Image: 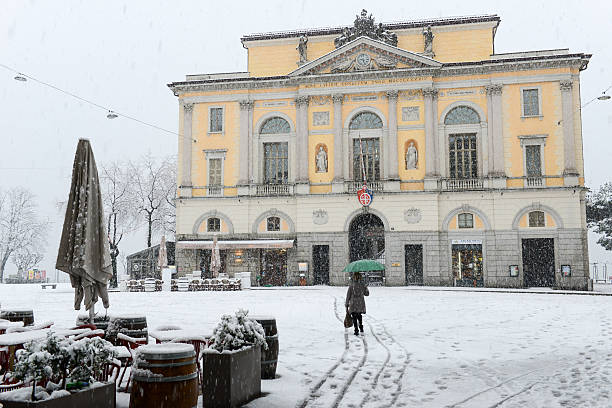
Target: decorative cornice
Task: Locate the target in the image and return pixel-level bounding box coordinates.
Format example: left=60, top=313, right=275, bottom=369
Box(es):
left=386, top=90, right=399, bottom=100
left=239, top=100, right=254, bottom=110
left=182, top=103, right=194, bottom=113
left=559, top=80, right=573, bottom=91
left=422, top=87, right=438, bottom=98
left=295, top=96, right=310, bottom=107
left=485, top=84, right=503, bottom=95
left=332, top=94, right=345, bottom=104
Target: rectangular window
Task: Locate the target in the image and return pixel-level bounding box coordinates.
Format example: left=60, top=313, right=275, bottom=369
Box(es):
left=458, top=213, right=474, bottom=229
left=352, top=138, right=380, bottom=182
left=209, top=107, right=224, bottom=132
left=267, top=217, right=280, bottom=231
left=207, top=218, right=220, bottom=232
left=208, top=158, right=222, bottom=186
left=449, top=134, right=477, bottom=179
left=525, top=145, right=542, bottom=177
left=528, top=211, right=545, bottom=227
left=522, top=89, right=540, bottom=116
left=264, top=142, right=289, bottom=184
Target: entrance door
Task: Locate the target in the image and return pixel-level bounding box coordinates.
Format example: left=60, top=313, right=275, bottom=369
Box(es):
left=452, top=244, right=484, bottom=287
left=260, top=249, right=288, bottom=286
left=405, top=245, right=423, bottom=285
left=349, top=213, right=385, bottom=262
left=522, top=238, right=555, bottom=287
left=312, top=245, right=330, bottom=285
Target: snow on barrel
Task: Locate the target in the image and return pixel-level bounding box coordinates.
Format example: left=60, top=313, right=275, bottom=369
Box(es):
left=129, top=343, right=198, bottom=408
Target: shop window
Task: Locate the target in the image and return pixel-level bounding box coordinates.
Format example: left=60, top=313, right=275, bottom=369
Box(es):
left=263, top=142, right=289, bottom=184
left=449, top=134, right=478, bottom=179
left=528, top=211, right=545, bottom=227
left=207, top=217, right=220, bottom=232
left=458, top=213, right=474, bottom=229
left=209, top=107, right=224, bottom=133
left=267, top=216, right=280, bottom=231
left=352, top=138, right=380, bottom=181
left=522, top=88, right=540, bottom=117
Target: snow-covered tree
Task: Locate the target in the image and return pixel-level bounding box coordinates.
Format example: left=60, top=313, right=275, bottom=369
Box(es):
left=12, top=339, right=53, bottom=401
left=12, top=246, right=45, bottom=277
left=587, top=182, right=612, bottom=251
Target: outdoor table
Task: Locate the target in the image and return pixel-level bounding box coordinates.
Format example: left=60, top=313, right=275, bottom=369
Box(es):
left=0, top=320, right=23, bottom=335
left=149, top=329, right=211, bottom=344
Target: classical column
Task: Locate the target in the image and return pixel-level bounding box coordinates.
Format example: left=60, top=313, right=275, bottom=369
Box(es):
left=560, top=80, right=578, bottom=181
left=238, top=100, right=253, bottom=191
left=332, top=94, right=344, bottom=190
left=295, top=96, right=310, bottom=190
left=180, top=102, right=193, bottom=197
left=423, top=88, right=439, bottom=179
left=486, top=84, right=505, bottom=179
left=386, top=91, right=399, bottom=180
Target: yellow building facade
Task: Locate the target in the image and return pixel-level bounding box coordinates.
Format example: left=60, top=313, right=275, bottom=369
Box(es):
left=169, top=12, right=591, bottom=289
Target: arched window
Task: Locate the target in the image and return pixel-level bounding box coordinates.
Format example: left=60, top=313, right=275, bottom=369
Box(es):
left=444, top=106, right=480, bottom=125
left=260, top=117, right=291, bottom=134
left=349, top=112, right=383, bottom=129
left=267, top=216, right=280, bottom=231
left=528, top=211, right=545, bottom=227
left=207, top=217, right=220, bottom=232
left=458, top=213, right=474, bottom=229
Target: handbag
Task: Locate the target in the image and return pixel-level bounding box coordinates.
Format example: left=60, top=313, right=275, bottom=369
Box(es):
left=343, top=309, right=353, bottom=328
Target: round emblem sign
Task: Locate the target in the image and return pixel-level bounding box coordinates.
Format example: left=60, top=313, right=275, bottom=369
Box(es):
left=357, top=186, right=373, bottom=206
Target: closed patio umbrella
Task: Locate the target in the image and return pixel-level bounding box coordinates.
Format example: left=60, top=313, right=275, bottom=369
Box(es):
left=210, top=236, right=221, bottom=278
left=56, top=139, right=112, bottom=320
left=158, top=235, right=168, bottom=271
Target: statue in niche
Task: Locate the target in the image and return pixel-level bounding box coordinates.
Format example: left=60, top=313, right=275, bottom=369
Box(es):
left=297, top=35, right=308, bottom=65
left=316, top=146, right=328, bottom=173
left=406, top=142, right=418, bottom=169
left=423, top=25, right=434, bottom=55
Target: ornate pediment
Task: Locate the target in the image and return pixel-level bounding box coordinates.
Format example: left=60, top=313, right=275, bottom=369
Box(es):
left=334, top=9, right=397, bottom=48
left=289, top=36, right=442, bottom=77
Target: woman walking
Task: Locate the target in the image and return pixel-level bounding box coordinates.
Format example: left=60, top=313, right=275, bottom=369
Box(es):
left=345, top=272, right=369, bottom=336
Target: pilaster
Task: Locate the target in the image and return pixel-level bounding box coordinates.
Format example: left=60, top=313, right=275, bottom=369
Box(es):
left=386, top=90, right=399, bottom=180
left=332, top=94, right=344, bottom=191
left=180, top=103, right=194, bottom=197
left=238, top=100, right=254, bottom=186
left=560, top=80, right=579, bottom=185
left=423, top=88, right=439, bottom=189
left=486, top=84, right=506, bottom=180
left=295, top=96, right=310, bottom=184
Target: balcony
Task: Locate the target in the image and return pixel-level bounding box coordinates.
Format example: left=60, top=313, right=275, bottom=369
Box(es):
left=207, top=185, right=223, bottom=196
left=345, top=180, right=384, bottom=193
left=440, top=178, right=484, bottom=191
left=255, top=183, right=293, bottom=196
left=525, top=177, right=544, bottom=187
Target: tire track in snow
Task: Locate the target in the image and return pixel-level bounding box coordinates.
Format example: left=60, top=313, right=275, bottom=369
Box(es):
left=296, top=296, right=367, bottom=408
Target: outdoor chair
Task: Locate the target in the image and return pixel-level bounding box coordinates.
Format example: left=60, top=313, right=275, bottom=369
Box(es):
left=221, top=278, right=232, bottom=291
left=138, top=280, right=146, bottom=292
left=116, top=333, right=147, bottom=392
left=188, top=279, right=200, bottom=291
left=72, top=329, right=105, bottom=340
left=155, top=279, right=163, bottom=291
left=171, top=279, right=178, bottom=291
left=210, top=279, right=221, bottom=291
left=202, top=279, right=211, bottom=291
left=231, top=278, right=242, bottom=291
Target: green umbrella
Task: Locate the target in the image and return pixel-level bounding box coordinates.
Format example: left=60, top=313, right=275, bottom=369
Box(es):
left=342, top=259, right=385, bottom=273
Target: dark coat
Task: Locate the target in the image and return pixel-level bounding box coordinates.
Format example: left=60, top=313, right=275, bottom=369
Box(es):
left=345, top=279, right=369, bottom=314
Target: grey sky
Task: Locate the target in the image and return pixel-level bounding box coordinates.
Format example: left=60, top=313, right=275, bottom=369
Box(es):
left=1, top=0, right=611, bottom=277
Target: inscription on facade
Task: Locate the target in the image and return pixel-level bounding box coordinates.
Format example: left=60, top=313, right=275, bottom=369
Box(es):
left=402, top=106, right=420, bottom=121
left=352, top=95, right=378, bottom=102
left=302, top=77, right=429, bottom=89
left=312, top=209, right=329, bottom=225
left=313, top=111, right=330, bottom=126
left=260, top=101, right=288, bottom=107
left=404, top=208, right=422, bottom=224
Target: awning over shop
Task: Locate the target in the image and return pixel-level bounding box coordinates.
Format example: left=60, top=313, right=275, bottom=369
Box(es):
left=176, top=240, right=294, bottom=250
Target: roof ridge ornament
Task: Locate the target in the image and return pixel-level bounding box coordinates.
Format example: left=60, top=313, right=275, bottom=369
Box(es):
left=334, top=9, right=398, bottom=48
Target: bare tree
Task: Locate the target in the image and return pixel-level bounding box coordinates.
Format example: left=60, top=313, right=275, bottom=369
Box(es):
left=0, top=188, right=49, bottom=282
left=12, top=247, right=45, bottom=278
left=101, top=161, right=138, bottom=287
left=159, top=155, right=177, bottom=239
left=129, top=154, right=176, bottom=248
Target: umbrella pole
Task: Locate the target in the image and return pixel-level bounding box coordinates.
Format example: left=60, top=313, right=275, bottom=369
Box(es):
left=89, top=303, right=95, bottom=324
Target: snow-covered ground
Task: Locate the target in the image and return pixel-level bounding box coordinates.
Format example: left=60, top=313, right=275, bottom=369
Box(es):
left=1, top=283, right=612, bottom=407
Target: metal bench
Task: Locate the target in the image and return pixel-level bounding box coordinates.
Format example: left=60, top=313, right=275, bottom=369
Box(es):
left=41, top=283, right=57, bottom=289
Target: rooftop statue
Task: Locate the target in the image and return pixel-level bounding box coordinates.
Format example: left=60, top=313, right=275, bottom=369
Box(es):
left=334, top=9, right=398, bottom=48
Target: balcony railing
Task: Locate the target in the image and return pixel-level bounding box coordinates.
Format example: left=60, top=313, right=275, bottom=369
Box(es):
left=345, top=180, right=384, bottom=193
left=255, top=183, right=293, bottom=196
left=440, top=178, right=484, bottom=191
left=525, top=177, right=544, bottom=187
left=207, top=185, right=223, bottom=196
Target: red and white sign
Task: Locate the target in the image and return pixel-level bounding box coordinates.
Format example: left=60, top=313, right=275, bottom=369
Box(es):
left=357, top=185, right=373, bottom=206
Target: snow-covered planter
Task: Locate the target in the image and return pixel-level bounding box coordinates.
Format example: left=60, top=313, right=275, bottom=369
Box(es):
left=201, top=309, right=266, bottom=407
left=0, top=382, right=115, bottom=408
left=0, top=333, right=116, bottom=407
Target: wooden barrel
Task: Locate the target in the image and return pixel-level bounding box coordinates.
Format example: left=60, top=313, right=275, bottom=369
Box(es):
left=108, top=315, right=148, bottom=345
left=251, top=315, right=278, bottom=379
left=0, top=309, right=34, bottom=326
left=130, top=343, right=198, bottom=408
left=75, top=314, right=110, bottom=332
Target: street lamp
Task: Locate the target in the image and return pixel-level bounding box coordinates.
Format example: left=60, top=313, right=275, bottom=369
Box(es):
left=106, top=110, right=118, bottom=119
left=13, top=73, right=27, bottom=82
left=597, top=93, right=611, bottom=101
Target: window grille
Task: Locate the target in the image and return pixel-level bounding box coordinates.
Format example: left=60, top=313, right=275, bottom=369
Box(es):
left=528, top=211, right=545, bottom=227
left=207, top=217, right=220, bottom=232
left=210, top=108, right=224, bottom=132
left=449, top=133, right=478, bottom=179
left=352, top=138, right=380, bottom=182
left=522, top=89, right=540, bottom=116
left=458, top=213, right=474, bottom=229
left=264, top=142, right=289, bottom=184
left=267, top=216, right=280, bottom=231
left=525, top=145, right=542, bottom=177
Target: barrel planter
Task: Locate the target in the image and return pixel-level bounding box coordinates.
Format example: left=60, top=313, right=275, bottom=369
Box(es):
left=75, top=314, right=110, bottom=332
left=0, top=382, right=115, bottom=408
left=201, top=345, right=261, bottom=408
left=0, top=310, right=34, bottom=327
left=106, top=315, right=148, bottom=345
left=129, top=343, right=198, bottom=408
left=251, top=316, right=278, bottom=379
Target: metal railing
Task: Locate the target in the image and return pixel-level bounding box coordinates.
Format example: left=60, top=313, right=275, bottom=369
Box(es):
left=345, top=180, right=384, bottom=193
left=525, top=177, right=544, bottom=187
left=440, top=178, right=484, bottom=191
left=207, top=186, right=223, bottom=196
left=255, top=183, right=293, bottom=196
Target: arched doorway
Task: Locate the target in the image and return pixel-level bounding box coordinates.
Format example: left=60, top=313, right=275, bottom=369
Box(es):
left=349, top=213, right=385, bottom=262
